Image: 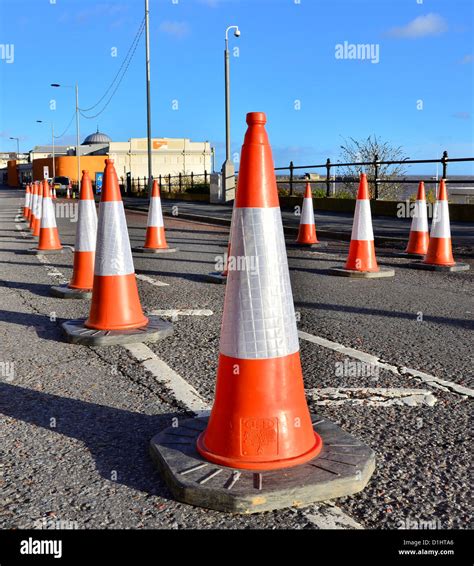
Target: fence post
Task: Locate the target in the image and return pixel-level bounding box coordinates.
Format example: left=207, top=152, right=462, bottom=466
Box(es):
left=442, top=150, right=448, bottom=179
left=179, top=172, right=182, bottom=192
left=289, top=161, right=294, bottom=196
left=204, top=169, right=208, bottom=185
left=326, top=158, right=331, bottom=197
left=159, top=174, right=162, bottom=188
left=168, top=174, right=171, bottom=193
left=373, top=153, right=379, bottom=200
left=191, top=171, right=194, bottom=190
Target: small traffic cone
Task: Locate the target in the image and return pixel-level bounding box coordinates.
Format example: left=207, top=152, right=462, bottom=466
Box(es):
left=206, top=232, right=232, bottom=284
left=66, top=186, right=71, bottom=199
left=404, top=182, right=429, bottom=257
left=133, top=180, right=177, bottom=254
left=28, top=180, right=63, bottom=254
left=328, top=174, right=394, bottom=278
left=61, top=159, right=173, bottom=345
left=28, top=184, right=35, bottom=230
left=50, top=170, right=98, bottom=299
left=23, top=184, right=30, bottom=219
left=32, top=182, right=43, bottom=237
left=52, top=186, right=57, bottom=200
left=149, top=112, right=376, bottom=514
left=293, top=182, right=327, bottom=248
left=413, top=180, right=469, bottom=272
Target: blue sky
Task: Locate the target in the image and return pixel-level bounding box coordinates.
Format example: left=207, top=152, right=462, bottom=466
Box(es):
left=0, top=0, right=472, bottom=174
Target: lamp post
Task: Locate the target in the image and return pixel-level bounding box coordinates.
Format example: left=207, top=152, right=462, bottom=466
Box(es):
left=51, top=83, right=80, bottom=190
left=222, top=25, right=240, bottom=200
left=36, top=120, right=55, bottom=179
left=145, top=0, right=153, bottom=196
left=9, top=136, right=20, bottom=156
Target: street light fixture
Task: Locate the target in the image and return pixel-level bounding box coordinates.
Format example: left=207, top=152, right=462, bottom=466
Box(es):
left=51, top=82, right=80, bottom=190
left=36, top=120, right=56, bottom=179
left=222, top=25, right=240, bottom=199
left=9, top=136, right=20, bottom=156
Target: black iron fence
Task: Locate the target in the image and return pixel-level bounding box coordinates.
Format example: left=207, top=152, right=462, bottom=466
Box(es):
left=119, top=171, right=210, bottom=196
left=275, top=151, right=474, bottom=199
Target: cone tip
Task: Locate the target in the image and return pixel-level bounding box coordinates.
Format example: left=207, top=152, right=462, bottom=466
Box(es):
left=105, top=158, right=114, bottom=166
left=246, top=112, right=266, bottom=125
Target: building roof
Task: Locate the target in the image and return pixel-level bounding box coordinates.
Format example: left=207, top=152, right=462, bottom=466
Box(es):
left=30, top=145, right=70, bottom=154
left=82, top=128, right=111, bottom=145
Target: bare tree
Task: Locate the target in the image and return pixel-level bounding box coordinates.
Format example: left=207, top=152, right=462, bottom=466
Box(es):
left=339, top=135, right=408, bottom=199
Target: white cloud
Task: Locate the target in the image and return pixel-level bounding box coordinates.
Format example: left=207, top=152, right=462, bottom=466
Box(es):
left=159, top=21, right=190, bottom=39
left=459, top=54, right=473, bottom=64
left=387, top=13, right=448, bottom=39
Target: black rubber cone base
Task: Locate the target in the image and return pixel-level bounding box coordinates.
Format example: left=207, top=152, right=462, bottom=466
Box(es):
left=328, top=266, right=395, bottom=278
left=205, top=272, right=227, bottom=284
left=50, top=285, right=92, bottom=299
left=149, top=415, right=375, bottom=514
left=133, top=246, right=178, bottom=254
left=62, top=315, right=173, bottom=346
left=411, top=262, right=469, bottom=272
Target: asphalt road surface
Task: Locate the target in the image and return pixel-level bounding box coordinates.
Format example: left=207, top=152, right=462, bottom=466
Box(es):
left=0, top=188, right=472, bottom=530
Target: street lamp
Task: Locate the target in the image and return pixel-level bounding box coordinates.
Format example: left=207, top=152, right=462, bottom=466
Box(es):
left=9, top=136, right=20, bottom=156
left=222, top=25, right=240, bottom=199
left=36, top=120, right=55, bottom=179
left=51, top=83, right=80, bottom=190
left=145, top=0, right=153, bottom=195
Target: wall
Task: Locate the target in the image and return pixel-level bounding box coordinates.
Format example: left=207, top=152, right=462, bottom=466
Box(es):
left=7, top=160, right=19, bottom=187
left=32, top=156, right=109, bottom=183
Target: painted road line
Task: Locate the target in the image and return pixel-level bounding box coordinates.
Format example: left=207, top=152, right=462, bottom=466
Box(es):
left=307, top=388, right=437, bottom=407
left=301, top=502, right=364, bottom=529
left=298, top=330, right=474, bottom=399
left=148, top=309, right=213, bottom=318
left=123, top=342, right=209, bottom=412
left=136, top=273, right=169, bottom=287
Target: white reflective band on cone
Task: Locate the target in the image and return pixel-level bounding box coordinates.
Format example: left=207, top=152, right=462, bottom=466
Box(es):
left=430, top=201, right=451, bottom=239
left=219, top=207, right=299, bottom=359
left=147, top=196, right=164, bottom=228
left=300, top=197, right=315, bottom=225
left=75, top=200, right=98, bottom=252
left=36, top=196, right=43, bottom=220
left=411, top=200, right=428, bottom=232
left=351, top=200, right=374, bottom=241
left=95, top=201, right=135, bottom=276
left=25, top=192, right=31, bottom=208
left=40, top=198, right=57, bottom=229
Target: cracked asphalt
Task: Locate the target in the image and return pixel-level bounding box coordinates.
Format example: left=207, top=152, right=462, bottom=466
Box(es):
left=0, top=187, right=472, bottom=531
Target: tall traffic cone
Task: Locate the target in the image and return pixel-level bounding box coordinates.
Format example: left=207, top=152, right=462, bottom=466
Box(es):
left=403, top=182, right=429, bottom=257
left=133, top=180, right=177, bottom=254
left=197, top=112, right=322, bottom=470
left=328, top=174, right=394, bottom=278
left=28, top=180, right=63, bottom=254
left=62, top=159, right=173, bottom=345
left=32, top=182, right=43, bottom=237
left=50, top=170, right=98, bottom=298
left=28, top=183, right=36, bottom=230
left=23, top=184, right=31, bottom=220
left=412, top=180, right=469, bottom=272
left=293, top=182, right=327, bottom=248
left=149, top=112, right=376, bottom=514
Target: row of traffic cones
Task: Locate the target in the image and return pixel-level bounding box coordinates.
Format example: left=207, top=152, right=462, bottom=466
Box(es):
left=23, top=180, right=62, bottom=252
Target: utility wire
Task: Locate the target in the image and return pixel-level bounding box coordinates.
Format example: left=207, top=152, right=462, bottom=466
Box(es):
left=79, top=18, right=145, bottom=120
left=53, top=111, right=76, bottom=140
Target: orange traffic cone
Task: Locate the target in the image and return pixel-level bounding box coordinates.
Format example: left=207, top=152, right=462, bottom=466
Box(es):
left=50, top=170, right=98, bottom=298
left=404, top=182, right=429, bottom=257
left=66, top=186, right=71, bottom=199
left=206, top=230, right=232, bottom=284
left=197, top=112, right=322, bottom=470
left=413, top=180, right=469, bottom=272
left=133, top=180, right=177, bottom=253
left=29, top=183, right=37, bottom=231
left=29, top=180, right=63, bottom=254
left=294, top=181, right=327, bottom=248
left=62, top=159, right=173, bottom=345
left=52, top=185, right=57, bottom=200
left=32, top=182, right=43, bottom=237
left=23, top=184, right=31, bottom=219
left=328, top=174, right=394, bottom=278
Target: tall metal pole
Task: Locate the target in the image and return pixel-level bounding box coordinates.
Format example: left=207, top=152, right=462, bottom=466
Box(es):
left=75, top=83, right=80, bottom=190
left=224, top=37, right=231, bottom=163
left=145, top=0, right=153, bottom=195
left=52, top=123, right=56, bottom=179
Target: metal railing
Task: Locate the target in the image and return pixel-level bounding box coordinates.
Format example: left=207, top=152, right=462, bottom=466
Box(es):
left=275, top=151, right=474, bottom=199
left=119, top=171, right=210, bottom=196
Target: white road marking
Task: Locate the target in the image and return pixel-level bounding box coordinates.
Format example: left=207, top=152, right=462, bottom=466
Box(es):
left=37, top=254, right=68, bottom=283
left=307, top=387, right=437, bottom=407
left=136, top=273, right=169, bottom=287
left=149, top=309, right=213, bottom=318
left=298, top=330, right=473, bottom=398
left=301, top=502, right=364, bottom=529
left=123, top=342, right=209, bottom=412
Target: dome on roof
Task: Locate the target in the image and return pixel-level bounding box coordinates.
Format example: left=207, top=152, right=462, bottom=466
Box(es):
left=82, top=128, right=111, bottom=145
